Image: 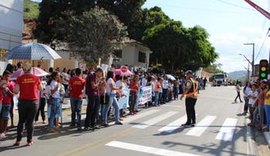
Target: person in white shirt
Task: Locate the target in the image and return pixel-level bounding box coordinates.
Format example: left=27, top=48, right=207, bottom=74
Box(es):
left=247, top=83, right=258, bottom=126
left=161, top=76, right=169, bottom=104
left=243, top=82, right=251, bottom=115
left=234, top=81, right=243, bottom=103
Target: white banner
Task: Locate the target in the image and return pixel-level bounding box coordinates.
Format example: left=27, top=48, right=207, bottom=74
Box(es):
left=138, top=86, right=152, bottom=105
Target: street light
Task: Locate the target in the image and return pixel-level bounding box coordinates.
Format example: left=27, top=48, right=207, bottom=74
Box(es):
left=239, top=53, right=251, bottom=80
left=243, top=43, right=255, bottom=76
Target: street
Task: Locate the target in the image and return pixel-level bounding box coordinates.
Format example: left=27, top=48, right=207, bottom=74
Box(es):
left=0, top=86, right=269, bottom=156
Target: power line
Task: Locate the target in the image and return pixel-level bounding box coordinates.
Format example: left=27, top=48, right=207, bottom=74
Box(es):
left=214, top=0, right=255, bottom=11
left=255, top=28, right=270, bottom=60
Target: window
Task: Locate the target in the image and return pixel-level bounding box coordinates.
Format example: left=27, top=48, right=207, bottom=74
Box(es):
left=113, top=49, right=122, bottom=58
left=138, top=51, right=146, bottom=63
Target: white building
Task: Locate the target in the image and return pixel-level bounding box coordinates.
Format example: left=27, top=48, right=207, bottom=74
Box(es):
left=0, top=0, right=23, bottom=74
left=113, top=39, right=152, bottom=70
left=0, top=0, right=23, bottom=50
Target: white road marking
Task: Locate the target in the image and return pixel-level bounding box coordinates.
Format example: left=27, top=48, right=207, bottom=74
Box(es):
left=215, top=118, right=238, bottom=141
left=158, top=115, right=186, bottom=133
left=106, top=141, right=202, bottom=156
left=132, top=111, right=177, bottom=129
left=186, top=115, right=216, bottom=137
left=123, top=109, right=160, bottom=123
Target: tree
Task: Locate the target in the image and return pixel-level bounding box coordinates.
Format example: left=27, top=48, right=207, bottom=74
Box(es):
left=35, top=0, right=146, bottom=43
left=143, top=21, right=218, bottom=71
left=24, top=0, right=40, bottom=20
left=204, top=63, right=223, bottom=74
left=54, top=7, right=127, bottom=64
left=35, top=0, right=96, bottom=43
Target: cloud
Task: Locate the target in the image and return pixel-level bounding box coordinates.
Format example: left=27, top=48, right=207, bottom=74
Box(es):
left=210, top=26, right=270, bottom=72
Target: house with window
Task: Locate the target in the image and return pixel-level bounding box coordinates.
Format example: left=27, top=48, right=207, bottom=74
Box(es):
left=113, top=39, right=152, bottom=70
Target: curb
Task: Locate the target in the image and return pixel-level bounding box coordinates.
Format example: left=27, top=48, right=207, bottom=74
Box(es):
left=264, top=132, right=270, bottom=148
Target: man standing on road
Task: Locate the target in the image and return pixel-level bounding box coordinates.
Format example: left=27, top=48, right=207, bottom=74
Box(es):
left=69, top=68, right=85, bottom=131
left=180, top=70, right=198, bottom=127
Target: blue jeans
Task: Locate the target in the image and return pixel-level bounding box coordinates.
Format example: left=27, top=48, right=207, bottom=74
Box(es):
left=70, top=98, right=82, bottom=127
left=102, top=94, right=120, bottom=124
left=154, top=92, right=160, bottom=105
left=265, top=105, right=270, bottom=128
left=49, top=97, right=61, bottom=128
left=0, top=104, right=2, bottom=114
left=0, top=104, right=11, bottom=120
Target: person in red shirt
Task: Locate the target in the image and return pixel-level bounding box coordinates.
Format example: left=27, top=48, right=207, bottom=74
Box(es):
left=129, top=75, right=140, bottom=115
left=84, top=68, right=103, bottom=130
left=0, top=71, right=15, bottom=140
left=13, top=63, right=43, bottom=146
left=69, top=68, right=85, bottom=130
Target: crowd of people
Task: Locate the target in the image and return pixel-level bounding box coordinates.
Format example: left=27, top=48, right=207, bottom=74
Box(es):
left=0, top=62, right=204, bottom=146
left=234, top=79, right=270, bottom=132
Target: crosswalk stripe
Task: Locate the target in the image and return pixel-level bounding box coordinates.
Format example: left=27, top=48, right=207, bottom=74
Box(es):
left=158, top=115, right=187, bottom=133
left=106, top=141, right=202, bottom=156
left=132, top=111, right=178, bottom=129
left=123, top=109, right=160, bottom=123
left=186, top=115, right=216, bottom=137
left=216, top=118, right=238, bottom=141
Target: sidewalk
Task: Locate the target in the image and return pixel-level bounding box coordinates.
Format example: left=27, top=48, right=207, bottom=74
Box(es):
left=264, top=132, right=270, bottom=148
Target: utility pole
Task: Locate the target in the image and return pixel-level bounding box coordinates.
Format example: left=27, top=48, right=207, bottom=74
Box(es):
left=243, top=43, right=255, bottom=77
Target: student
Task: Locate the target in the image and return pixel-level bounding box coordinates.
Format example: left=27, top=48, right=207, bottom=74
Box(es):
left=13, top=63, right=43, bottom=146
left=0, top=71, right=14, bottom=140
left=69, top=68, right=85, bottom=130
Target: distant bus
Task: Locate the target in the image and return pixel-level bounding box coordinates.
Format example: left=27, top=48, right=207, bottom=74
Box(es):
left=212, top=73, right=228, bottom=86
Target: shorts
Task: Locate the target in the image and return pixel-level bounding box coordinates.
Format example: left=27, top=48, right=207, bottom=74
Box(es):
left=0, top=104, right=11, bottom=120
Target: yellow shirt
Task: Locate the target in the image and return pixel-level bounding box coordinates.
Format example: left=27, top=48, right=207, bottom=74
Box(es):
left=264, top=90, right=270, bottom=105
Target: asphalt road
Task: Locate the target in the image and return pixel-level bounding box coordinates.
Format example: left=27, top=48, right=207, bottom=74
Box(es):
left=0, top=86, right=269, bottom=156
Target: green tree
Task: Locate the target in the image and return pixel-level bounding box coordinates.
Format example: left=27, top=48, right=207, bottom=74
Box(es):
left=35, top=0, right=146, bottom=43
left=143, top=21, right=218, bottom=71
left=204, top=63, right=223, bottom=74
left=35, top=0, right=96, bottom=43
left=24, top=0, right=40, bottom=20
left=54, top=7, right=127, bottom=63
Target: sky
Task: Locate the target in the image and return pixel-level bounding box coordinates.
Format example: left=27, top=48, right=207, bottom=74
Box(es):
left=32, top=0, right=270, bottom=72
left=143, top=0, right=270, bottom=72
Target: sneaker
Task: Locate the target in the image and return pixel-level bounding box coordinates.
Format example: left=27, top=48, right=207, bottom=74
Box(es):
left=115, top=122, right=123, bottom=125
left=13, top=141, right=20, bottom=146
left=77, top=127, right=82, bottom=131
left=102, top=123, right=109, bottom=127
left=26, top=141, right=33, bottom=146
left=181, top=123, right=191, bottom=127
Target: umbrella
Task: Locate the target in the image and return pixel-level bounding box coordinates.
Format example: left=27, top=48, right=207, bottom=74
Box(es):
left=166, top=74, right=176, bottom=81
left=114, top=69, right=133, bottom=77
left=11, top=67, right=49, bottom=80
left=4, top=42, right=61, bottom=60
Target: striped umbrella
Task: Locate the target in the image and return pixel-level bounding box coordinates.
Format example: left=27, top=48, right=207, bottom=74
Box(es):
left=4, top=42, right=61, bottom=60
left=10, top=67, right=49, bottom=80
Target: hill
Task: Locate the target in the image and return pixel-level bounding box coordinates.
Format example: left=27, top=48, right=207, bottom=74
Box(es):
left=228, top=70, right=247, bottom=81
left=24, top=0, right=40, bottom=20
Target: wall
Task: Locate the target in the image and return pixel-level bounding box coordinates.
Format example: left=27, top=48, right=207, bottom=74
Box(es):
left=0, top=0, right=23, bottom=50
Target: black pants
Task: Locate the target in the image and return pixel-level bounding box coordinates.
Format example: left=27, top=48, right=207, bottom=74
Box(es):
left=161, top=89, right=168, bottom=104
left=185, top=97, right=197, bottom=124
left=84, top=95, right=100, bottom=128
left=243, top=97, right=249, bottom=113
left=234, top=91, right=242, bottom=102
left=35, top=98, right=46, bottom=122
left=16, top=100, right=38, bottom=142
left=129, top=94, right=137, bottom=113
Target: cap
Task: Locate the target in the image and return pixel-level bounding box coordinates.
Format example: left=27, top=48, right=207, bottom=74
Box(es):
left=261, top=79, right=269, bottom=84
left=185, top=70, right=193, bottom=75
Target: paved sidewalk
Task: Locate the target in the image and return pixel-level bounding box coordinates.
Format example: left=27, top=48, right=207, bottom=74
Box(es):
left=264, top=132, right=270, bottom=147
